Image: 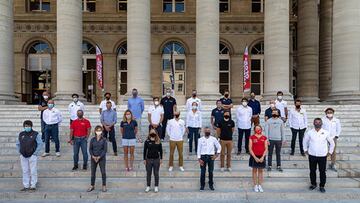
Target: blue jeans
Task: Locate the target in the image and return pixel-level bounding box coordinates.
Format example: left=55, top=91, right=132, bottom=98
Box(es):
left=45, top=124, right=60, bottom=153
left=200, top=155, right=214, bottom=188
left=188, top=127, right=200, bottom=153
left=73, top=137, right=88, bottom=166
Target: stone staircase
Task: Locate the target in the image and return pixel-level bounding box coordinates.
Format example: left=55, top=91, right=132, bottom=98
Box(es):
left=0, top=104, right=360, bottom=202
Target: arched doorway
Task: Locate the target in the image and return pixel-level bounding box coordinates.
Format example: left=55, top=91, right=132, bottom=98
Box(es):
left=162, top=41, right=186, bottom=102
left=116, top=42, right=127, bottom=102
left=82, top=41, right=97, bottom=103
left=219, top=43, right=231, bottom=94
left=250, top=41, right=264, bottom=96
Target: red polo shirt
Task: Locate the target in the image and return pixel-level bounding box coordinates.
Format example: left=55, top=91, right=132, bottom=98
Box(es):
left=250, top=134, right=267, bottom=156
left=70, top=118, right=91, bottom=137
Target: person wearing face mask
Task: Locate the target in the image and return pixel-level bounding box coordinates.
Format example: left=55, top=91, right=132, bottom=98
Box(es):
left=220, top=90, right=233, bottom=113
left=99, top=92, right=116, bottom=114
left=69, top=110, right=91, bottom=171
left=249, top=125, right=268, bottom=193
left=68, top=93, right=85, bottom=125
left=321, top=108, right=341, bottom=171
left=16, top=120, right=43, bottom=192
left=288, top=99, right=307, bottom=156
left=38, top=91, right=50, bottom=142
left=186, top=102, right=202, bottom=154
left=148, top=97, right=164, bottom=140
left=120, top=110, right=139, bottom=171
left=127, top=88, right=144, bottom=140
left=197, top=127, right=221, bottom=191
left=216, top=111, right=235, bottom=172
left=166, top=111, right=186, bottom=172
left=275, top=91, right=288, bottom=122
left=143, top=130, right=163, bottom=193
left=42, top=100, right=62, bottom=157
left=88, top=126, right=107, bottom=193
left=211, top=100, right=225, bottom=131
left=248, top=92, right=261, bottom=126
left=100, top=101, right=118, bottom=156
left=236, top=98, right=253, bottom=155
left=264, top=100, right=281, bottom=122
left=160, top=88, right=177, bottom=141
left=265, top=110, right=285, bottom=172
left=303, top=118, right=335, bottom=193
left=186, top=89, right=202, bottom=112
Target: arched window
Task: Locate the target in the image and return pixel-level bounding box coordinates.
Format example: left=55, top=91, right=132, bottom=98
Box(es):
left=82, top=41, right=96, bottom=55
left=27, top=41, right=51, bottom=71
left=219, top=43, right=230, bottom=94
left=162, top=41, right=186, bottom=97
left=250, top=41, right=264, bottom=95
left=117, top=42, right=127, bottom=96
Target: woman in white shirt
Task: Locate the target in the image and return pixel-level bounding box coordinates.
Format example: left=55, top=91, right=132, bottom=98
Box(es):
left=186, top=102, right=202, bottom=154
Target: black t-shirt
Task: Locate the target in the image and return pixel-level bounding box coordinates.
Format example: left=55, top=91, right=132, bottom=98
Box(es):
left=160, top=96, right=177, bottom=119
left=265, top=107, right=281, bottom=119
left=38, top=100, right=48, bottom=119
left=211, top=108, right=225, bottom=126
left=217, top=119, right=235, bottom=141
left=143, top=139, right=163, bottom=160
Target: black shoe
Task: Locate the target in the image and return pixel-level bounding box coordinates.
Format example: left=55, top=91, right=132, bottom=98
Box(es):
left=83, top=165, right=87, bottom=170
left=267, top=166, right=272, bottom=172
left=246, top=151, right=250, bottom=155
left=290, top=151, right=294, bottom=156
left=200, top=187, right=204, bottom=191
left=209, top=186, right=215, bottom=191
left=319, top=187, right=326, bottom=193
left=301, top=153, right=306, bottom=157
left=72, top=165, right=78, bottom=171
left=29, top=187, right=36, bottom=192
left=277, top=166, right=283, bottom=172
left=237, top=151, right=241, bottom=155
left=20, top=188, right=28, bottom=192
left=114, top=152, right=118, bottom=156
left=309, top=185, right=317, bottom=191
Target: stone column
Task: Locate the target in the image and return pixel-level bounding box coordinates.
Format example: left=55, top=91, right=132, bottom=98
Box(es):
left=55, top=0, right=83, bottom=102
left=319, top=0, right=333, bottom=101
left=330, top=0, right=360, bottom=102
left=127, top=0, right=152, bottom=101
left=196, top=0, right=220, bottom=102
left=0, top=0, right=18, bottom=104
left=263, top=0, right=292, bottom=101
left=297, top=0, right=319, bottom=102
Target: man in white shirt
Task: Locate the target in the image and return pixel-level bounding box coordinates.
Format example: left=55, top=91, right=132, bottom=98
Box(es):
left=197, top=127, right=221, bottom=191
left=148, top=97, right=164, bottom=140
left=68, top=93, right=85, bottom=124
left=275, top=91, right=288, bottom=122
left=166, top=111, right=186, bottom=172
left=236, top=98, right=253, bottom=155
left=42, top=100, right=63, bottom=157
left=322, top=108, right=341, bottom=171
left=303, top=118, right=335, bottom=193
left=186, top=90, right=202, bottom=112
left=186, top=102, right=202, bottom=153
left=288, top=99, right=308, bottom=156
left=99, top=92, right=116, bottom=113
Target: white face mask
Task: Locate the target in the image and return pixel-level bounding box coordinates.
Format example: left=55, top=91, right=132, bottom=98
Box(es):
left=126, top=115, right=132, bottom=120
left=73, top=98, right=78, bottom=102
left=166, top=92, right=171, bottom=97
left=242, top=102, right=247, bottom=107
left=43, top=95, right=49, bottom=100
left=277, top=96, right=283, bottom=100
left=270, top=103, right=275, bottom=108
left=95, top=131, right=102, bottom=136
left=154, top=101, right=159, bottom=106
left=192, top=106, right=197, bottom=110
left=327, top=114, right=333, bottom=118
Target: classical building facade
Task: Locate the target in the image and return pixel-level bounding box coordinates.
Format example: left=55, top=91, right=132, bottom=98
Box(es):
left=0, top=0, right=359, bottom=104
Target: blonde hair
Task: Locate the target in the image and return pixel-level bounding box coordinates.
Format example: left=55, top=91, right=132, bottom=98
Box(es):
left=122, top=109, right=134, bottom=122
left=148, top=129, right=161, bottom=144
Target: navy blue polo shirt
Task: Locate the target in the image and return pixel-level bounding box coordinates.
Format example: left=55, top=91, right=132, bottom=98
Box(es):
left=248, top=99, right=261, bottom=115
left=211, top=108, right=225, bottom=126
left=120, top=120, right=138, bottom=139
left=160, top=96, right=177, bottom=119
left=265, top=107, right=281, bottom=119
left=38, top=100, right=48, bottom=120
left=220, top=97, right=233, bottom=106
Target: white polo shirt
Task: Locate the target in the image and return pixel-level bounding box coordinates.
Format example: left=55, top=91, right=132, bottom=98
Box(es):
left=236, top=105, right=253, bottom=129
left=148, top=105, right=164, bottom=125
left=166, top=118, right=186, bottom=141
left=322, top=116, right=341, bottom=139
left=99, top=100, right=116, bottom=112
left=197, top=136, right=221, bottom=159
left=186, top=110, right=202, bottom=128
left=288, top=108, right=308, bottom=130
left=43, top=108, right=63, bottom=125
left=303, top=128, right=335, bottom=157
left=68, top=101, right=85, bottom=121
left=275, top=99, right=287, bottom=118
left=186, top=97, right=202, bottom=112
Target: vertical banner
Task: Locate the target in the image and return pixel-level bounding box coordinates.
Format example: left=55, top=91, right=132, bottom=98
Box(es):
left=170, top=51, right=175, bottom=91
left=95, top=46, right=104, bottom=90
left=243, top=46, right=251, bottom=93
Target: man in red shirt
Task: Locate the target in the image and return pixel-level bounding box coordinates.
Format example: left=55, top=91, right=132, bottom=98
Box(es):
left=70, top=110, right=91, bottom=171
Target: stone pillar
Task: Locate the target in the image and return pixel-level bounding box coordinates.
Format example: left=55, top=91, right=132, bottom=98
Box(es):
left=297, top=0, right=319, bottom=102
left=0, top=0, right=17, bottom=104
left=319, top=0, right=333, bottom=101
left=127, top=0, right=152, bottom=101
left=330, top=0, right=360, bottom=102
left=196, top=0, right=220, bottom=102
left=55, top=0, right=83, bottom=102
left=263, top=0, right=292, bottom=101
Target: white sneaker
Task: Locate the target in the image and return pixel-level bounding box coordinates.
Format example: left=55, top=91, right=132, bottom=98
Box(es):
left=168, top=167, right=173, bottom=172
left=154, top=187, right=159, bottom=193
left=220, top=168, right=225, bottom=172
left=55, top=152, right=61, bottom=157
left=145, top=186, right=150, bottom=193
left=227, top=168, right=232, bottom=172
left=258, top=185, right=264, bottom=193
left=254, top=185, right=259, bottom=193
left=41, top=153, right=50, bottom=157
left=179, top=167, right=185, bottom=172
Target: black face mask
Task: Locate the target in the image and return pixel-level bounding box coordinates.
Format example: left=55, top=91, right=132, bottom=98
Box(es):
left=272, top=114, right=278, bottom=118
left=205, top=132, right=211, bottom=137
left=224, top=94, right=229, bottom=98
left=105, top=97, right=110, bottom=100
left=174, top=114, right=180, bottom=118
left=192, top=94, right=197, bottom=97
left=295, top=105, right=301, bottom=109
left=224, top=115, right=230, bottom=119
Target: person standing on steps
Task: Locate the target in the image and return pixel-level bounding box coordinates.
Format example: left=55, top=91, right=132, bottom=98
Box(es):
left=186, top=102, right=202, bottom=154
left=236, top=97, right=253, bottom=155
left=68, top=93, right=85, bottom=125
left=186, top=89, right=202, bottom=112
left=120, top=110, right=139, bottom=171
left=248, top=92, right=261, bottom=127
left=143, top=129, right=163, bottom=193
left=303, top=118, right=335, bottom=193
left=322, top=108, right=341, bottom=172
left=148, top=97, right=164, bottom=140
left=249, top=125, right=268, bottom=193
left=211, top=100, right=225, bottom=132
left=275, top=91, right=288, bottom=123
left=161, top=88, right=177, bottom=141
left=127, top=88, right=144, bottom=142
left=87, top=125, right=107, bottom=193
left=38, top=91, right=50, bottom=142
left=288, top=99, right=307, bottom=156
left=16, top=120, right=43, bottom=192
left=216, top=110, right=235, bottom=172
left=99, top=92, right=116, bottom=113
left=264, top=100, right=281, bottom=122
left=42, top=100, right=62, bottom=157
left=220, top=90, right=233, bottom=114
left=100, top=101, right=118, bottom=156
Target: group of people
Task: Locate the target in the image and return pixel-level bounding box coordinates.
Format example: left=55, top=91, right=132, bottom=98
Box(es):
left=16, top=89, right=341, bottom=194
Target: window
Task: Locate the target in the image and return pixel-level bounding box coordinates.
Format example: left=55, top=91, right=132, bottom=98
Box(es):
left=28, top=0, right=50, bottom=12
left=117, top=42, right=127, bottom=96
left=219, top=43, right=230, bottom=94
left=82, top=0, right=96, bottom=12
left=252, top=0, right=264, bottom=13
left=163, top=0, right=185, bottom=13
left=250, top=41, right=264, bottom=95
left=220, top=0, right=229, bottom=13
left=27, top=41, right=51, bottom=71
left=118, top=0, right=127, bottom=11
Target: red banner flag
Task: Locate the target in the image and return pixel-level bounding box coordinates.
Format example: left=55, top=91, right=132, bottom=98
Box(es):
left=243, top=46, right=251, bottom=93
left=96, top=46, right=104, bottom=89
